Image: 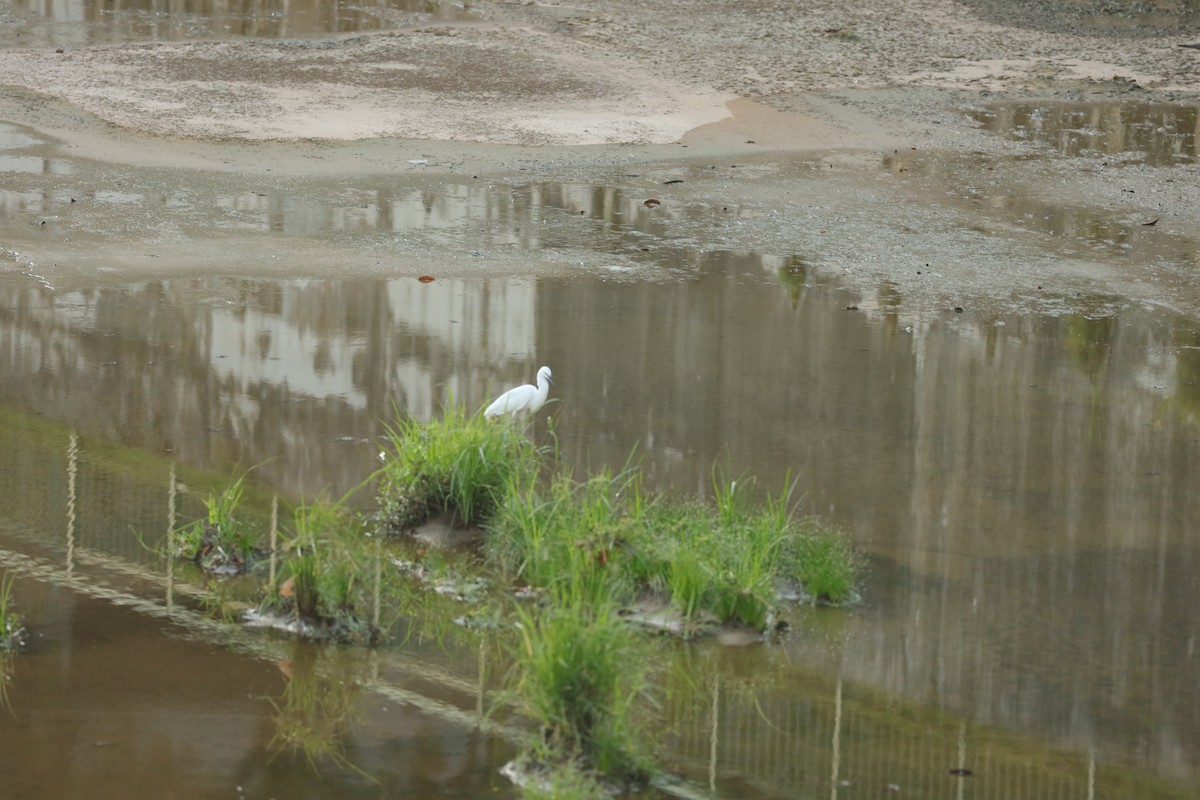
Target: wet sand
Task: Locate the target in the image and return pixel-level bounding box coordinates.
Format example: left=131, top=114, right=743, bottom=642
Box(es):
left=0, top=0, right=1198, bottom=311
left=2, top=0, right=1198, bottom=147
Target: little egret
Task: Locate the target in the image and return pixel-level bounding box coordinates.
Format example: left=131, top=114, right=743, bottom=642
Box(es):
left=484, top=366, right=553, bottom=418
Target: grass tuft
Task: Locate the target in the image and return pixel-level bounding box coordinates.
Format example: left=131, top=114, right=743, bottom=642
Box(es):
left=783, top=519, right=863, bottom=604
left=487, top=468, right=642, bottom=606
left=507, top=586, right=655, bottom=786
left=263, top=498, right=374, bottom=637
left=175, top=470, right=261, bottom=574
left=489, top=469, right=861, bottom=630
left=376, top=403, right=543, bottom=532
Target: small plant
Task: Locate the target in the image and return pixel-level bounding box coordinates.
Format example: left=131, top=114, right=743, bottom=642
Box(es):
left=0, top=572, right=26, bottom=652
left=487, top=469, right=642, bottom=605
left=783, top=520, right=863, bottom=605
left=264, top=499, right=372, bottom=638
left=377, top=403, right=542, bottom=532
left=175, top=471, right=261, bottom=574
left=506, top=587, right=654, bottom=787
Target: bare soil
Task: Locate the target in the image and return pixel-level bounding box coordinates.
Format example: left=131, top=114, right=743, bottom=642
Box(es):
left=3, top=0, right=1199, bottom=148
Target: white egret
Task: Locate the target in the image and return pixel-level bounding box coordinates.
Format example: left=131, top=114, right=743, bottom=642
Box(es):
left=484, top=366, right=553, bottom=418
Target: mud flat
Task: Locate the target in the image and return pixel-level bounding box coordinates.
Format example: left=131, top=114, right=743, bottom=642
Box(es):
left=0, top=0, right=1197, bottom=313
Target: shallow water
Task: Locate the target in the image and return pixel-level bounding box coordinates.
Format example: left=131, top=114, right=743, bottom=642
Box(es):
left=4, top=0, right=475, bottom=47
left=967, top=101, right=1198, bottom=166
left=1, top=101, right=1199, bottom=798
left=0, top=563, right=517, bottom=798
left=1, top=258, right=1199, bottom=797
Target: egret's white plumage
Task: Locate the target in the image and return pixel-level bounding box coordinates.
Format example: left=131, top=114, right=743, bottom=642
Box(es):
left=484, top=366, right=553, bottom=418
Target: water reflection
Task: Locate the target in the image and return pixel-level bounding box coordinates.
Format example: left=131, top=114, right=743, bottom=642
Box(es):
left=0, top=650, right=13, bottom=711
left=0, top=568, right=517, bottom=797
left=878, top=146, right=1198, bottom=275
left=0, top=175, right=676, bottom=255
left=967, top=101, right=1198, bottom=166
left=1, top=125, right=1190, bottom=296
left=0, top=123, right=75, bottom=177
left=268, top=642, right=367, bottom=771
left=0, top=259, right=1199, bottom=794
left=660, top=642, right=1198, bottom=799
left=7, top=0, right=475, bottom=46
left=0, top=276, right=543, bottom=496
left=202, top=179, right=678, bottom=246
left=0, top=154, right=73, bottom=175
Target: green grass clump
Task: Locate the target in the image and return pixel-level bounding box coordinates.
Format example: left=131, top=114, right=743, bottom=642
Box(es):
left=264, top=499, right=373, bottom=637
left=377, top=404, right=542, bottom=532
left=507, top=585, right=654, bottom=787
left=656, top=483, right=861, bottom=619
left=782, top=519, right=863, bottom=604
left=489, top=471, right=861, bottom=631
left=0, top=572, right=26, bottom=651
left=692, top=478, right=798, bottom=629
left=487, top=469, right=644, bottom=606
left=175, top=470, right=261, bottom=573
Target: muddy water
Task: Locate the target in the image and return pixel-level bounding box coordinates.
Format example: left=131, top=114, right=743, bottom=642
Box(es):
left=1, top=122, right=1200, bottom=798
left=967, top=101, right=1198, bottom=166
left=0, top=577, right=514, bottom=798
left=2, top=259, right=1199, bottom=796
left=0, top=578, right=516, bottom=796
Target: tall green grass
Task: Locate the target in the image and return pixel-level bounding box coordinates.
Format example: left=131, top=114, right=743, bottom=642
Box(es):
left=487, top=469, right=644, bottom=607
left=265, top=498, right=373, bottom=635
left=507, top=584, right=654, bottom=785
left=377, top=403, right=543, bottom=532
left=488, top=470, right=860, bottom=630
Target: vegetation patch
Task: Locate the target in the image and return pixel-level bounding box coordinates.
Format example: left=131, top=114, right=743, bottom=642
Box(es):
left=144, top=404, right=862, bottom=791
left=373, top=408, right=861, bottom=790
left=503, top=580, right=655, bottom=795
left=253, top=498, right=381, bottom=641
left=487, top=467, right=861, bottom=635
left=174, top=470, right=264, bottom=574
left=375, top=403, right=542, bottom=533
